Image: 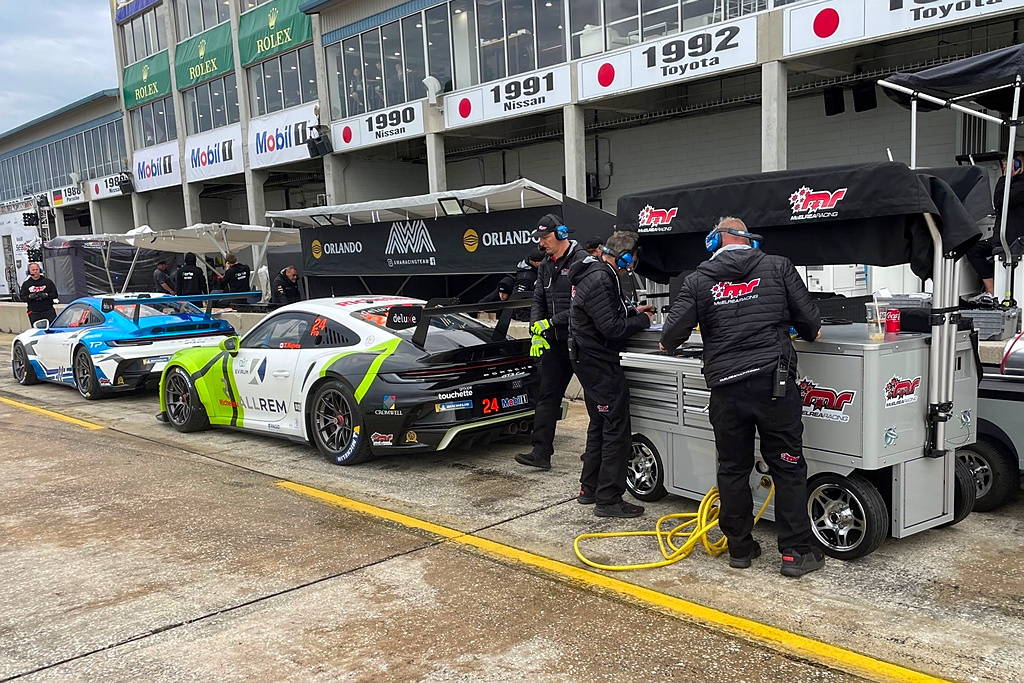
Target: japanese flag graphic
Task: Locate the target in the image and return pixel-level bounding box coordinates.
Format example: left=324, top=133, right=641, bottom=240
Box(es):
left=330, top=120, right=363, bottom=151
left=444, top=89, right=485, bottom=129
left=786, top=0, right=866, bottom=56
left=579, top=50, right=633, bottom=101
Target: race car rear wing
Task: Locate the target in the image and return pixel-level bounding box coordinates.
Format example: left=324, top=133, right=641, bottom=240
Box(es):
left=387, top=297, right=533, bottom=349
left=99, top=292, right=262, bottom=326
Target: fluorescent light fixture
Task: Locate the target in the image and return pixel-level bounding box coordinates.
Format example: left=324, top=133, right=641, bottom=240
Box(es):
left=438, top=197, right=464, bottom=216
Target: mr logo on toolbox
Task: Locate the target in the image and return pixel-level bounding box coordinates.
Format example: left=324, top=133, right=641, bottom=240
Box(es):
left=637, top=205, right=678, bottom=233
left=710, top=279, right=760, bottom=305
left=799, top=377, right=856, bottom=422
left=789, top=186, right=847, bottom=220
left=885, top=374, right=922, bottom=408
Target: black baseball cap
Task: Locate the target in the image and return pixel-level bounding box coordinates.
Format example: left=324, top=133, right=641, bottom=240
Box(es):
left=497, top=276, right=515, bottom=294
left=532, top=213, right=571, bottom=237
left=584, top=235, right=604, bottom=251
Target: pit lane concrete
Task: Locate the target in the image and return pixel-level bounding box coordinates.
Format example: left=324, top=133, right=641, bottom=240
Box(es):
left=1, top=333, right=1021, bottom=682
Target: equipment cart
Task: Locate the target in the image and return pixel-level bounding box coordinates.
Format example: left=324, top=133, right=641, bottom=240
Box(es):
left=616, top=162, right=984, bottom=559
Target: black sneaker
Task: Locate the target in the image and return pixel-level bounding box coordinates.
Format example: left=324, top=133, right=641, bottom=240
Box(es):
left=728, top=541, right=762, bottom=569
left=595, top=501, right=645, bottom=518
left=780, top=548, right=826, bottom=578
left=515, top=452, right=551, bottom=470
left=577, top=488, right=596, bottom=505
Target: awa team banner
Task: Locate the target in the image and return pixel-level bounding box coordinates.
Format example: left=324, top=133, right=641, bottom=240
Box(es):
left=132, top=140, right=181, bottom=192
left=302, top=209, right=551, bottom=276
left=248, top=103, right=318, bottom=169
left=578, top=17, right=757, bottom=101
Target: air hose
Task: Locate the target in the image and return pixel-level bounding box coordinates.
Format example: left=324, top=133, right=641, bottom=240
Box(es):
left=574, top=484, right=775, bottom=571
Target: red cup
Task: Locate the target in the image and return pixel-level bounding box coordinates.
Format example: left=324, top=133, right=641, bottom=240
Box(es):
left=886, top=308, right=901, bottom=334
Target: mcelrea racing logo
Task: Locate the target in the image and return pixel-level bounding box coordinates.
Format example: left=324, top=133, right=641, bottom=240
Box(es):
left=710, top=279, right=760, bottom=305
left=885, top=375, right=921, bottom=408
left=637, top=205, right=677, bottom=233
left=799, top=378, right=856, bottom=422
left=789, top=186, right=847, bottom=221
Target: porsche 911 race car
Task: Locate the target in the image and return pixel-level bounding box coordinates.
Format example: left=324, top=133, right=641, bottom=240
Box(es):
left=156, top=296, right=539, bottom=464
left=11, top=294, right=239, bottom=399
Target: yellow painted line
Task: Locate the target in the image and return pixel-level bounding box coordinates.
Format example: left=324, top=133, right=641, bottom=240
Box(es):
left=0, top=396, right=105, bottom=431
left=277, top=480, right=951, bottom=683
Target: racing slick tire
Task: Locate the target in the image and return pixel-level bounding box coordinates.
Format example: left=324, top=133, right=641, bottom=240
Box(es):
left=807, top=473, right=888, bottom=560
left=163, top=367, right=210, bottom=433
left=12, top=342, right=39, bottom=385
left=310, top=379, right=372, bottom=465
left=626, top=434, right=668, bottom=501
left=940, top=457, right=978, bottom=528
left=956, top=438, right=1019, bottom=512
left=73, top=346, right=105, bottom=400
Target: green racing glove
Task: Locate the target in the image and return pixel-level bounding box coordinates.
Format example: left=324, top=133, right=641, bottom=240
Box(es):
left=530, top=334, right=550, bottom=358
left=530, top=319, right=552, bottom=337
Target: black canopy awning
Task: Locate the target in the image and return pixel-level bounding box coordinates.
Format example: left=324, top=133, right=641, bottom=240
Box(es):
left=617, top=162, right=981, bottom=283
left=882, top=45, right=1024, bottom=114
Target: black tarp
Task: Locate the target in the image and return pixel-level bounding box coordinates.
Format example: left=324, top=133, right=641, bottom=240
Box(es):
left=43, top=237, right=182, bottom=299
left=924, top=166, right=993, bottom=223
left=617, top=162, right=981, bottom=283
left=882, top=45, right=1024, bottom=114
left=300, top=196, right=615, bottom=277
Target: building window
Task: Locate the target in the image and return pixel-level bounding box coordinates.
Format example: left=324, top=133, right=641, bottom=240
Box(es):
left=177, top=0, right=231, bottom=40
left=247, top=46, right=318, bottom=116
left=122, top=8, right=167, bottom=65
left=535, top=0, right=565, bottom=67
left=239, top=0, right=272, bottom=11
left=402, top=14, right=428, bottom=102
left=425, top=5, right=453, bottom=94
left=570, top=0, right=602, bottom=58
left=450, top=0, right=478, bottom=90
left=131, top=96, right=177, bottom=148
left=381, top=21, right=405, bottom=108
left=505, top=0, right=536, bottom=76
left=361, top=30, right=385, bottom=112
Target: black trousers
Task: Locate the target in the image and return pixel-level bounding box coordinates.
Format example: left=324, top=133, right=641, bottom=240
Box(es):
left=530, top=340, right=575, bottom=459
left=708, top=373, right=814, bottom=557
left=965, top=237, right=996, bottom=280
left=27, top=309, right=56, bottom=326
left=574, top=354, right=632, bottom=506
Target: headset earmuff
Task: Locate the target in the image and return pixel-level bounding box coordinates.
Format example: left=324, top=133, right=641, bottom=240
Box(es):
left=556, top=224, right=568, bottom=240
left=1015, top=157, right=1022, bottom=172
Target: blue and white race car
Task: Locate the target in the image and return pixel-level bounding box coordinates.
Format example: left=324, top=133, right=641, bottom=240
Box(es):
left=11, top=293, right=238, bottom=399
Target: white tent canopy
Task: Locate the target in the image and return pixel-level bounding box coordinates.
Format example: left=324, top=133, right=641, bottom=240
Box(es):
left=265, top=178, right=563, bottom=228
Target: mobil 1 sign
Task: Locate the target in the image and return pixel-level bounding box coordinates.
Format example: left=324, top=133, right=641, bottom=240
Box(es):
left=445, top=65, right=571, bottom=130
left=578, top=17, right=757, bottom=101
left=332, top=101, right=424, bottom=153
left=248, top=102, right=317, bottom=169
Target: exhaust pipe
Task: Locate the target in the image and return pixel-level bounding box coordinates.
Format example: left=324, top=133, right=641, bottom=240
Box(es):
left=519, top=420, right=532, bottom=433
left=507, top=422, right=519, bottom=435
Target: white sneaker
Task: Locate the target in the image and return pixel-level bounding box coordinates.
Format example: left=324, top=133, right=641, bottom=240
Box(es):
left=968, top=292, right=998, bottom=306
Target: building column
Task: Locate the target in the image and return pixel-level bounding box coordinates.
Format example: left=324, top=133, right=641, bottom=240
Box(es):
left=53, top=208, right=68, bottom=236
left=246, top=168, right=269, bottom=226
left=324, top=154, right=348, bottom=204
left=563, top=104, right=586, bottom=201
left=131, top=193, right=149, bottom=227
left=184, top=182, right=204, bottom=224
left=88, top=201, right=103, bottom=235
left=761, top=61, right=788, bottom=172
left=426, top=133, right=447, bottom=193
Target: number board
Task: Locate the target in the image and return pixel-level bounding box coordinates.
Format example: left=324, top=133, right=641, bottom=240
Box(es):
left=578, top=17, right=757, bottom=102
left=331, top=101, right=425, bottom=153
left=445, top=64, right=571, bottom=130
left=89, top=173, right=131, bottom=201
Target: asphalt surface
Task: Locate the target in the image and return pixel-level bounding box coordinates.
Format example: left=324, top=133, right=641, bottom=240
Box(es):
left=2, top=332, right=1022, bottom=682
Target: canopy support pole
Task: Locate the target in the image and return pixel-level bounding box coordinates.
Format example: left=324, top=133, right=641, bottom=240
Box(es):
left=924, top=213, right=950, bottom=459
left=910, top=97, right=918, bottom=169
left=103, top=242, right=115, bottom=294
left=998, top=76, right=1021, bottom=301
left=121, top=247, right=142, bottom=293
left=877, top=80, right=1007, bottom=126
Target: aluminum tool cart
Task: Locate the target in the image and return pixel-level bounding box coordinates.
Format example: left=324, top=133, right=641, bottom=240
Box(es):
left=616, top=162, right=984, bottom=559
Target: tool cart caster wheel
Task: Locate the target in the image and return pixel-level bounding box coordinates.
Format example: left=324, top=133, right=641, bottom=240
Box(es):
left=807, top=473, right=888, bottom=560
left=940, top=457, right=978, bottom=528
left=956, top=438, right=1019, bottom=512
left=626, top=434, right=668, bottom=502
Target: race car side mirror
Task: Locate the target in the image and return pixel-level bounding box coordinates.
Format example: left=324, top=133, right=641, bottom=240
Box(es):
left=220, top=336, right=240, bottom=355
left=33, top=320, right=49, bottom=330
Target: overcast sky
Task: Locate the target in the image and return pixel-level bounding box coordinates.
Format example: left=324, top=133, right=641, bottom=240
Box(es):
left=0, top=0, right=118, bottom=135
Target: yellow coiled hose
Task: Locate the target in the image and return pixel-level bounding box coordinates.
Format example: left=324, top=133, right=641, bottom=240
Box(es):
left=574, top=485, right=775, bottom=571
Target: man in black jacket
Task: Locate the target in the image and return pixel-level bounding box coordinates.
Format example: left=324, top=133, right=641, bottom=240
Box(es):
left=272, top=266, right=302, bottom=305
left=516, top=214, right=589, bottom=471
left=221, top=253, right=252, bottom=294
left=660, top=217, right=823, bottom=577
left=174, top=253, right=207, bottom=295
left=569, top=231, right=654, bottom=517
left=965, top=152, right=1024, bottom=303
left=20, top=263, right=59, bottom=325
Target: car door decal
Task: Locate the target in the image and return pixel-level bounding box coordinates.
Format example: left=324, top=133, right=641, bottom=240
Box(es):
left=313, top=338, right=401, bottom=401
left=186, top=350, right=243, bottom=427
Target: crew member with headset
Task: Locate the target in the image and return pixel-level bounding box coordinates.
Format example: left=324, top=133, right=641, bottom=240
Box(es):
left=516, top=214, right=588, bottom=471
left=20, top=262, right=59, bottom=325
left=568, top=231, right=655, bottom=517
left=660, top=217, right=824, bottom=577
left=174, top=253, right=207, bottom=295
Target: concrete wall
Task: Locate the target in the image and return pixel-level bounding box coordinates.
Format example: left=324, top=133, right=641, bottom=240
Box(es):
left=138, top=191, right=188, bottom=231
left=92, top=197, right=136, bottom=234
left=344, top=158, right=429, bottom=201
left=446, top=141, right=566, bottom=194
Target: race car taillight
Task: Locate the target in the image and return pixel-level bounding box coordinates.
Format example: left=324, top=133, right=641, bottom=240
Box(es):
left=394, top=356, right=531, bottom=379
left=107, top=339, right=154, bottom=347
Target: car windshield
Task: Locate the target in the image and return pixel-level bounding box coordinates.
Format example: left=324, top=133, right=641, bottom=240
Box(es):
left=356, top=305, right=497, bottom=350
left=112, top=300, right=205, bottom=320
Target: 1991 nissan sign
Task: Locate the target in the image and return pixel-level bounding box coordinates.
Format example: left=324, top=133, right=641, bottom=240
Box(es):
left=578, top=17, right=757, bottom=101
